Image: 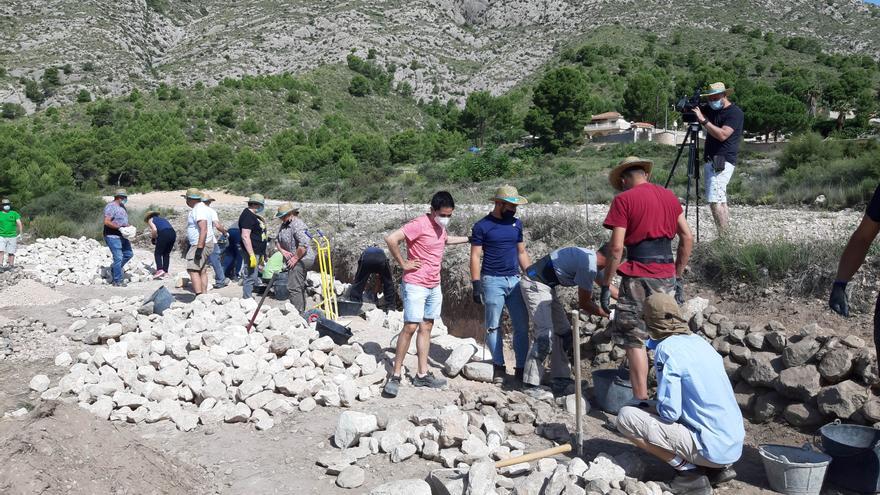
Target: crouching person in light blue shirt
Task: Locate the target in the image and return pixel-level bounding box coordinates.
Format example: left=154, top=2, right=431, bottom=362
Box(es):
left=615, top=293, right=744, bottom=495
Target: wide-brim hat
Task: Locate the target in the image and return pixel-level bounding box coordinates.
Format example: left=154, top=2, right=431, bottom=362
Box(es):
left=608, top=156, right=653, bottom=191
left=700, top=82, right=734, bottom=97
left=1, top=199, right=10, bottom=205
left=143, top=210, right=159, bottom=222
left=114, top=188, right=128, bottom=198
left=489, top=185, right=528, bottom=205
left=643, top=293, right=690, bottom=340
left=202, top=194, right=215, bottom=203
left=247, top=193, right=266, bottom=205
left=182, top=188, right=202, bottom=200
left=275, top=201, right=300, bottom=218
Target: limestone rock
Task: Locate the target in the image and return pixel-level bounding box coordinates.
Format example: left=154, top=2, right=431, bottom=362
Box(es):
left=29, top=374, right=50, bottom=392
left=783, top=338, right=820, bottom=368
left=369, top=480, right=431, bottom=495
left=462, top=362, right=494, bottom=382
left=818, top=348, right=853, bottom=384
left=336, top=465, right=365, bottom=489
left=428, top=468, right=467, bottom=495
left=817, top=380, right=869, bottom=419
left=335, top=411, right=379, bottom=448
left=741, top=353, right=784, bottom=388
left=783, top=403, right=825, bottom=427
left=391, top=443, right=417, bottom=463
left=753, top=391, right=787, bottom=423
left=445, top=344, right=476, bottom=377
left=776, top=365, right=821, bottom=402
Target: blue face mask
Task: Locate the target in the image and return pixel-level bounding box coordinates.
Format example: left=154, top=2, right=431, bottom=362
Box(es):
left=256, top=205, right=265, bottom=214
left=121, top=198, right=128, bottom=205
left=709, top=99, right=723, bottom=111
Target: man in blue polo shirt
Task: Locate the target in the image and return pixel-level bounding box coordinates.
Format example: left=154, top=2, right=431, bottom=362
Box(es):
left=470, top=185, right=531, bottom=386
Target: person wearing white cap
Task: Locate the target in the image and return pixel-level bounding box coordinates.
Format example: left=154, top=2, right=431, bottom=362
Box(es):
left=692, top=82, right=743, bottom=233
left=0, top=198, right=23, bottom=269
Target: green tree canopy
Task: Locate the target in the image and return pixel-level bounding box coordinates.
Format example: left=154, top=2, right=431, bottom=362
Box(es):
left=458, top=91, right=516, bottom=147
left=524, top=67, right=596, bottom=152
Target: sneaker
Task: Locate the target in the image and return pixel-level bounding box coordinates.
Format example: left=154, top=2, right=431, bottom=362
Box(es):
left=411, top=371, right=447, bottom=389
left=669, top=470, right=713, bottom=495
left=493, top=365, right=506, bottom=386
left=153, top=270, right=165, bottom=279
left=383, top=375, right=402, bottom=397
left=214, top=279, right=229, bottom=288
left=701, top=467, right=736, bottom=486
left=112, top=281, right=128, bottom=287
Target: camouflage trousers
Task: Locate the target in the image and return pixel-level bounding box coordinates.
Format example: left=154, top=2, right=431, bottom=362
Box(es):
left=612, top=276, right=676, bottom=349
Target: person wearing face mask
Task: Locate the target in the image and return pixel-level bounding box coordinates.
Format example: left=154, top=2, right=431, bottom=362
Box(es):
left=238, top=194, right=268, bottom=299
left=382, top=191, right=470, bottom=398
left=183, top=188, right=215, bottom=295
left=691, top=82, right=743, bottom=233
left=602, top=156, right=693, bottom=403
left=469, top=185, right=532, bottom=387
left=521, top=244, right=617, bottom=389
left=103, top=189, right=134, bottom=286
left=0, top=199, right=23, bottom=270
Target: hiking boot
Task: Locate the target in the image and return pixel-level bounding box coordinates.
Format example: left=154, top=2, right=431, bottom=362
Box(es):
left=701, top=466, right=736, bottom=486
left=214, top=279, right=229, bottom=288
left=504, top=367, right=524, bottom=389
left=383, top=375, right=402, bottom=397
left=412, top=371, right=447, bottom=389
left=112, top=281, right=128, bottom=287
left=493, top=365, right=506, bottom=386
left=670, top=470, right=713, bottom=495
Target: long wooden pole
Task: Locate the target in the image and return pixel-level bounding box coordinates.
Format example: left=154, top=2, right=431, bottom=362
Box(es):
left=494, top=444, right=572, bottom=469
left=572, top=310, right=584, bottom=458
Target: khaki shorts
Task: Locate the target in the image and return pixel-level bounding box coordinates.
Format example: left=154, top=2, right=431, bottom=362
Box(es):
left=612, top=275, right=675, bottom=348
left=0, top=236, right=17, bottom=254
left=185, top=243, right=213, bottom=271
left=616, top=405, right=726, bottom=468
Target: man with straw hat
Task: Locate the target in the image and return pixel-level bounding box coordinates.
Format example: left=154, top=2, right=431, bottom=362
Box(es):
left=275, top=201, right=316, bottom=312
left=470, top=184, right=531, bottom=387
left=183, top=188, right=214, bottom=295
left=103, top=189, right=133, bottom=286
left=615, top=293, right=742, bottom=493
left=692, top=82, right=743, bottom=233
left=238, top=193, right=268, bottom=298
left=602, top=156, right=693, bottom=402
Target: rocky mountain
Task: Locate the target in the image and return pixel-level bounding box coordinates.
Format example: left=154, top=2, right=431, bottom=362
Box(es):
left=1, top=0, right=879, bottom=110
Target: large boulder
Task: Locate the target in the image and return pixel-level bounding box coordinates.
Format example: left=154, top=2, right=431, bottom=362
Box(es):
left=465, top=459, right=496, bottom=495
left=445, top=345, right=476, bottom=377
left=817, top=380, right=869, bottom=419
left=462, top=362, right=493, bottom=382
left=819, top=348, right=854, bottom=384
left=783, top=403, right=825, bottom=428
left=428, top=468, right=467, bottom=495
left=775, top=365, right=821, bottom=402
left=782, top=338, right=820, bottom=368
left=334, top=411, right=379, bottom=448
left=741, top=353, right=784, bottom=388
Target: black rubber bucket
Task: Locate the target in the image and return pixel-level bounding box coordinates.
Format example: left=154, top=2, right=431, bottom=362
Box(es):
left=316, top=317, right=353, bottom=345
left=337, top=300, right=364, bottom=317
left=819, top=420, right=880, bottom=493
left=591, top=367, right=633, bottom=414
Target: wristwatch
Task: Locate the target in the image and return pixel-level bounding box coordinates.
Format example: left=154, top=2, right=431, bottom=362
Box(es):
left=700, top=118, right=709, bottom=126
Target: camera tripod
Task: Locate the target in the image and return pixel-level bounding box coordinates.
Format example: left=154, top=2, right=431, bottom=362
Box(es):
left=664, top=122, right=703, bottom=242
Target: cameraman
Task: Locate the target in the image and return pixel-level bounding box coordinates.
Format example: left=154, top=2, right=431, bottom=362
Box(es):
left=692, top=82, right=743, bottom=233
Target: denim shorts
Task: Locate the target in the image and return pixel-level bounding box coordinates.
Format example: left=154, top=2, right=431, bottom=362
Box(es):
left=402, top=282, right=442, bottom=323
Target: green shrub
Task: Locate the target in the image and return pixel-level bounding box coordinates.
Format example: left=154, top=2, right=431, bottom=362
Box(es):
left=240, top=118, right=261, bottom=134
left=76, top=89, right=92, bottom=103
left=2, top=103, right=25, bottom=119
left=25, top=188, right=104, bottom=222
left=348, top=75, right=371, bottom=97
left=215, top=106, right=236, bottom=128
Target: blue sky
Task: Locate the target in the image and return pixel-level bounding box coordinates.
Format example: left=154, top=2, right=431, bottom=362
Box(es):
left=868, top=1, right=880, bottom=4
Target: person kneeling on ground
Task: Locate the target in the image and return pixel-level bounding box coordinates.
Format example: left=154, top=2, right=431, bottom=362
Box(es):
left=521, top=245, right=617, bottom=390
left=382, top=191, right=470, bottom=397
left=615, top=293, right=743, bottom=495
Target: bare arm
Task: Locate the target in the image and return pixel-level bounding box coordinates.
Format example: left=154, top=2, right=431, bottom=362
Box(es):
left=602, top=227, right=626, bottom=288
left=446, top=235, right=470, bottom=245
left=470, top=244, right=482, bottom=282
left=835, top=215, right=880, bottom=281
left=578, top=287, right=608, bottom=318
left=517, top=242, right=532, bottom=272
left=213, top=220, right=228, bottom=235
left=147, top=218, right=158, bottom=239
left=704, top=123, right=734, bottom=142
left=103, top=215, right=118, bottom=230
left=674, top=213, right=693, bottom=278
left=16, top=219, right=23, bottom=236
left=385, top=229, right=421, bottom=271
left=196, top=219, right=207, bottom=248
left=241, top=228, right=254, bottom=256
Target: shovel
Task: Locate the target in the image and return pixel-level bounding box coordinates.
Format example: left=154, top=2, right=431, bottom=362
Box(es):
left=245, top=272, right=278, bottom=333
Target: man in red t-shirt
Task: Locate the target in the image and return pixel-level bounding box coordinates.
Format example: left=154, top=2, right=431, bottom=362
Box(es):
left=601, top=156, right=694, bottom=400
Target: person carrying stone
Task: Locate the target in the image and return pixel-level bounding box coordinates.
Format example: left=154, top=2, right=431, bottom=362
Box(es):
left=383, top=191, right=470, bottom=397
left=0, top=198, right=23, bottom=270
left=103, top=189, right=133, bottom=287
left=183, top=188, right=214, bottom=295
left=470, top=185, right=532, bottom=386
left=202, top=194, right=230, bottom=289
left=601, top=156, right=693, bottom=401
left=275, top=202, right=316, bottom=312
left=521, top=245, right=616, bottom=389
left=144, top=210, right=176, bottom=279
left=348, top=246, right=396, bottom=310
left=239, top=194, right=268, bottom=299
left=615, top=293, right=742, bottom=494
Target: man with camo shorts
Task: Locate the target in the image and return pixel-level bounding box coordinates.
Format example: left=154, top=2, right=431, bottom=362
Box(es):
left=600, top=157, right=694, bottom=401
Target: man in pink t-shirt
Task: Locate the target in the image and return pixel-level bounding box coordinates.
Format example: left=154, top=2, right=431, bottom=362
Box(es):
left=383, top=191, right=470, bottom=397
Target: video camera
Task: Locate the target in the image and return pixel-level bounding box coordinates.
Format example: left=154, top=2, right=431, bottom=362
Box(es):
left=675, top=88, right=703, bottom=124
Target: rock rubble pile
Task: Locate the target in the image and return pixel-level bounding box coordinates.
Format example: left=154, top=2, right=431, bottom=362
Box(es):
left=0, top=317, right=63, bottom=361
left=18, top=237, right=154, bottom=286
left=40, top=294, right=395, bottom=431
left=327, top=389, right=670, bottom=494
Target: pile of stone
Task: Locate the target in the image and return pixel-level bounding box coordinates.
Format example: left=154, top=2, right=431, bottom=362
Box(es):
left=326, top=390, right=669, bottom=494
left=0, top=265, right=33, bottom=291
left=18, top=236, right=154, bottom=286
left=35, top=294, right=389, bottom=431
left=0, top=317, right=63, bottom=362
left=67, top=295, right=147, bottom=320
left=579, top=297, right=880, bottom=429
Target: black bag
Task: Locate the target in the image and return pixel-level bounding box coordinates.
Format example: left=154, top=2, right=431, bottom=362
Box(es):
left=271, top=271, right=289, bottom=300
left=712, top=154, right=727, bottom=173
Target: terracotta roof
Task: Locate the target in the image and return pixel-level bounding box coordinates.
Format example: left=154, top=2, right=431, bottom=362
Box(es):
left=633, top=122, right=655, bottom=128
left=590, top=112, right=622, bottom=121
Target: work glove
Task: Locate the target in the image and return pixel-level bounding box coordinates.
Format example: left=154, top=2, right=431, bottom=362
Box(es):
left=600, top=285, right=611, bottom=313
left=471, top=280, right=484, bottom=305
left=829, top=281, right=849, bottom=317
left=248, top=254, right=257, bottom=269
left=674, top=278, right=685, bottom=305
left=193, top=247, right=204, bottom=265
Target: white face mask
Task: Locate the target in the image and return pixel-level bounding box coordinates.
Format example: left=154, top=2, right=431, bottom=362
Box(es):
left=435, top=216, right=450, bottom=229
left=2, top=205, right=9, bottom=212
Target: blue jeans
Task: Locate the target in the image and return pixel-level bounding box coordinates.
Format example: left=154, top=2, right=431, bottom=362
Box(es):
left=104, top=236, right=133, bottom=284
left=209, top=244, right=226, bottom=284
left=401, top=282, right=443, bottom=323
left=242, top=261, right=260, bottom=299
left=482, top=274, right=530, bottom=368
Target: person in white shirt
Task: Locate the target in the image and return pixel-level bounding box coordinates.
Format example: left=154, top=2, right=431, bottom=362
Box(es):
left=183, top=188, right=215, bottom=294
left=202, top=194, right=229, bottom=288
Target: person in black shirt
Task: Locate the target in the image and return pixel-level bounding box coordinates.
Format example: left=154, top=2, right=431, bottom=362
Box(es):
left=692, top=82, right=743, bottom=233
left=238, top=193, right=268, bottom=298
left=830, top=183, right=880, bottom=360
left=348, top=246, right=396, bottom=310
